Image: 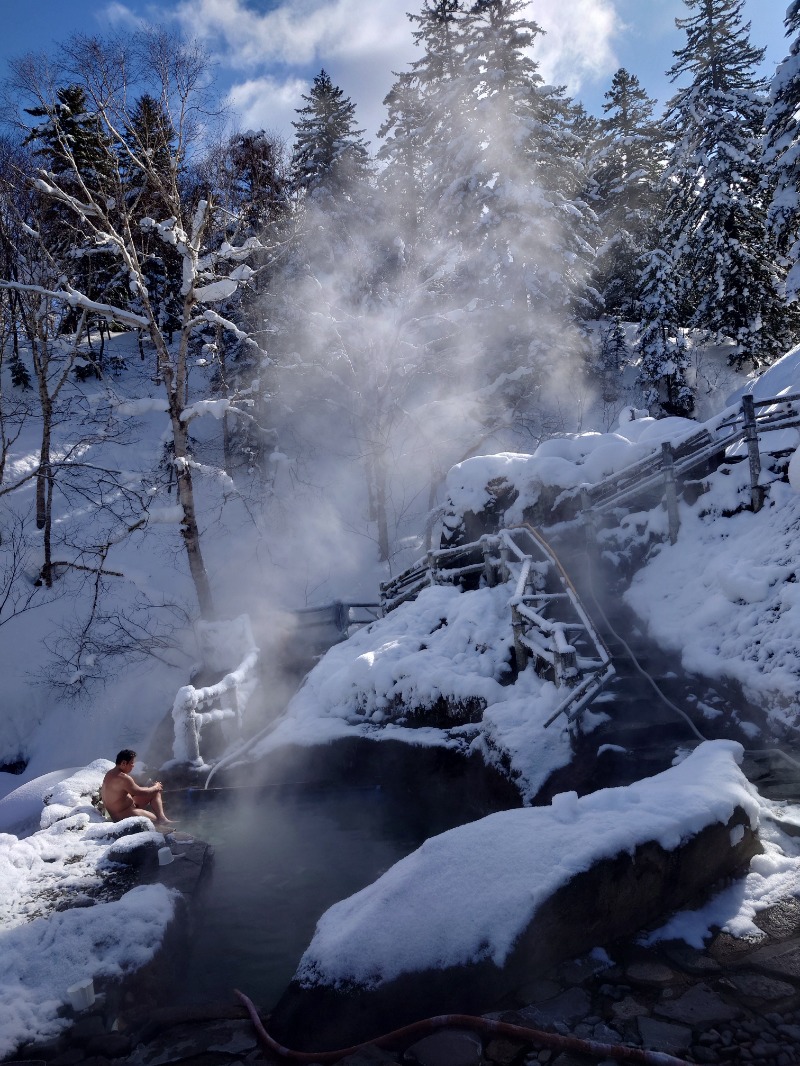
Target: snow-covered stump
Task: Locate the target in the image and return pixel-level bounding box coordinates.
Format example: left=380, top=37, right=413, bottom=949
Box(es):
left=267, top=742, right=761, bottom=1053
left=169, top=616, right=259, bottom=769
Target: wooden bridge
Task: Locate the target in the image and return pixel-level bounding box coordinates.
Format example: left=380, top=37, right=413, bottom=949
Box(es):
left=169, top=391, right=800, bottom=764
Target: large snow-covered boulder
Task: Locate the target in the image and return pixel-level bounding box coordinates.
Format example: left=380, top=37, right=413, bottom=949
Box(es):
left=269, top=741, right=761, bottom=1052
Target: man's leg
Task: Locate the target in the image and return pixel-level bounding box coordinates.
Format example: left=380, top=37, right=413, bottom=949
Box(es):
left=148, top=792, right=175, bottom=825
left=132, top=807, right=159, bottom=825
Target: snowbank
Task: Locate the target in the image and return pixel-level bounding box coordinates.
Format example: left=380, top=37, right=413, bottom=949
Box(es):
left=442, top=412, right=701, bottom=530
left=294, top=742, right=763, bottom=990
left=248, top=583, right=571, bottom=801
left=0, top=763, right=176, bottom=1057
left=625, top=479, right=800, bottom=729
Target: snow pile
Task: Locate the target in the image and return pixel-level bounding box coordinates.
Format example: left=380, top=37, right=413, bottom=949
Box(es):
left=625, top=478, right=800, bottom=729
left=443, top=412, right=702, bottom=528
left=0, top=763, right=175, bottom=1057
left=249, top=583, right=572, bottom=800
left=294, top=741, right=780, bottom=990
left=39, top=759, right=113, bottom=829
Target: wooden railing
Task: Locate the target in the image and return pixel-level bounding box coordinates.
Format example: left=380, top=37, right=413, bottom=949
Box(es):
left=580, top=392, right=800, bottom=540
left=380, top=525, right=615, bottom=730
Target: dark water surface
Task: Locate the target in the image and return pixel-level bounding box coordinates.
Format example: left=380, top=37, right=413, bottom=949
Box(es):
left=168, top=784, right=458, bottom=1010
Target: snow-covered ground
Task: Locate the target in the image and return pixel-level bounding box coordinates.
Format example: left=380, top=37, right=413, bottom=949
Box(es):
left=4, top=332, right=800, bottom=1054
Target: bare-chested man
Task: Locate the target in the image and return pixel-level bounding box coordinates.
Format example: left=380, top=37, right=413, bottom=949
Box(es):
left=101, top=749, right=175, bottom=827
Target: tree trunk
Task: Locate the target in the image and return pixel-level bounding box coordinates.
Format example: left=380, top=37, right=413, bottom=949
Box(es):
left=372, top=452, right=391, bottom=563
left=172, top=415, right=215, bottom=619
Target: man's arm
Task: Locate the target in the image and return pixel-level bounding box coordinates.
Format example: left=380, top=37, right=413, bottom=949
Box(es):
left=127, top=776, right=163, bottom=802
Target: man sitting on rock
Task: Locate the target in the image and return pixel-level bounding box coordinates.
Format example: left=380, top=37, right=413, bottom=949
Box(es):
left=101, top=749, right=175, bottom=827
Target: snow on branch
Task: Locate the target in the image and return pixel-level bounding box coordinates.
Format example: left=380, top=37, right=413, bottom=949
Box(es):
left=0, top=281, right=149, bottom=329
left=173, top=455, right=237, bottom=494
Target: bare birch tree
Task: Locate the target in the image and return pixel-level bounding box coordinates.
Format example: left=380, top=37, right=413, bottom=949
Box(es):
left=2, top=31, right=268, bottom=618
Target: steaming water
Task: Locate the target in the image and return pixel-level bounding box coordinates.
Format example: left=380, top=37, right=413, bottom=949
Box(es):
left=169, top=784, right=457, bottom=1009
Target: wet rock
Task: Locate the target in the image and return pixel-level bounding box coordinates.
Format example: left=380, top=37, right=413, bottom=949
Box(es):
left=728, top=971, right=797, bottom=1001
left=746, top=938, right=800, bottom=981
left=610, top=995, right=648, bottom=1022
left=557, top=955, right=612, bottom=987
left=637, top=1016, right=691, bottom=1053
left=106, top=834, right=159, bottom=869
left=205, top=1019, right=258, bottom=1057
left=519, top=988, right=591, bottom=1029
left=691, top=1045, right=720, bottom=1063
left=654, top=983, right=738, bottom=1026
left=484, top=1035, right=527, bottom=1065
left=403, top=1029, right=483, bottom=1066
left=660, top=941, right=722, bottom=976
left=590, top=1023, right=621, bottom=1044
left=624, top=962, right=678, bottom=987
left=708, top=931, right=763, bottom=966
left=516, top=979, right=561, bottom=1004
left=753, top=898, right=800, bottom=940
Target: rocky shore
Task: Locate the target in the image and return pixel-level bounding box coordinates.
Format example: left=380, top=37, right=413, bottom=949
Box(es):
left=9, top=894, right=800, bottom=1066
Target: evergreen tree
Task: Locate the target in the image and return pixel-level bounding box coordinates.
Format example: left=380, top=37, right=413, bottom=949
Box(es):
left=593, top=316, right=629, bottom=404
left=25, top=84, right=122, bottom=342
left=290, top=70, right=373, bottom=205
left=123, top=94, right=182, bottom=343
left=636, top=240, right=694, bottom=417
left=590, top=69, right=664, bottom=318
left=650, top=0, right=792, bottom=372
left=764, top=1, right=800, bottom=301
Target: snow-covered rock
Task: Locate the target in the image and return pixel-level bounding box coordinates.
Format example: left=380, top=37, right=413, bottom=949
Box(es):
left=269, top=741, right=761, bottom=1051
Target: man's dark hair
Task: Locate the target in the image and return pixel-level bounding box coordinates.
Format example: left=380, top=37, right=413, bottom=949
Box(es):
left=115, top=749, right=136, bottom=765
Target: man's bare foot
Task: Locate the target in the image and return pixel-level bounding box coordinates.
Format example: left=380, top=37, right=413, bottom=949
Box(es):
left=157, top=819, right=179, bottom=827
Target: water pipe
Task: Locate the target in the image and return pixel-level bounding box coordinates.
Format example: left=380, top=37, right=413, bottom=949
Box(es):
left=234, top=988, right=693, bottom=1066
left=203, top=714, right=285, bottom=789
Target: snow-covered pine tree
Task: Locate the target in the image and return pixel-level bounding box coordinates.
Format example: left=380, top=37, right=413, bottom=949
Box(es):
left=25, top=84, right=123, bottom=354
left=764, top=1, right=800, bottom=301
left=636, top=241, right=694, bottom=417
left=654, top=0, right=792, bottom=371
left=290, top=70, right=373, bottom=207
left=590, top=69, right=665, bottom=319
left=427, top=0, right=599, bottom=429
left=122, top=94, right=183, bottom=349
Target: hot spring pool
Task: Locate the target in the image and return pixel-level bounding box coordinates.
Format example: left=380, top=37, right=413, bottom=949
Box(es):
left=167, top=784, right=464, bottom=1009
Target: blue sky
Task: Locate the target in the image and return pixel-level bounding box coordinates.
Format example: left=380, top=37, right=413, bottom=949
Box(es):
left=0, top=0, right=791, bottom=147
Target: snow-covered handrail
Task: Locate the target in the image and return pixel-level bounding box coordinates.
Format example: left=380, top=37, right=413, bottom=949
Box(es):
left=380, top=524, right=615, bottom=730
left=582, top=392, right=800, bottom=527
left=170, top=648, right=259, bottom=769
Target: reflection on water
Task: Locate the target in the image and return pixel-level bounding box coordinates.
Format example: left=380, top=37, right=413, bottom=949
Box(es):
left=169, top=785, right=448, bottom=1009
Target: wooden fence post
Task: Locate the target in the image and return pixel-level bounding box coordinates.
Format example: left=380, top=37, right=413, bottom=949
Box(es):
left=482, top=538, right=497, bottom=587
left=741, top=394, right=764, bottom=513
left=661, top=442, right=680, bottom=544
left=511, top=604, right=528, bottom=672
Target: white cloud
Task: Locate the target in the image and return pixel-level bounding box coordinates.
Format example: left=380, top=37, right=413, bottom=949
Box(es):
left=533, top=0, right=620, bottom=93
left=171, top=0, right=412, bottom=70
left=103, top=0, right=626, bottom=139
left=226, top=74, right=308, bottom=139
